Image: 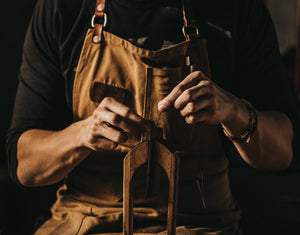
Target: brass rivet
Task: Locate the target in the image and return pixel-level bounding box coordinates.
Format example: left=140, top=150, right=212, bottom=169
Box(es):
left=93, top=35, right=100, bottom=43
left=97, top=4, right=104, bottom=12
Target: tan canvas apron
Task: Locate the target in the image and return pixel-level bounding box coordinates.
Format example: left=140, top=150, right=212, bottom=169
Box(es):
left=35, top=1, right=241, bottom=234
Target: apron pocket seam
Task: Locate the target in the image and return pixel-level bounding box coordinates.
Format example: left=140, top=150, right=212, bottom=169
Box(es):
left=75, top=214, right=88, bottom=235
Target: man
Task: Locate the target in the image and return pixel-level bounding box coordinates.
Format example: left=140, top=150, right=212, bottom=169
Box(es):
left=6, top=0, right=298, bottom=234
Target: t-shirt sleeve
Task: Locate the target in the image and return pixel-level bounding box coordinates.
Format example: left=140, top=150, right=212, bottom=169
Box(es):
left=231, top=0, right=299, bottom=170
left=6, top=0, right=72, bottom=186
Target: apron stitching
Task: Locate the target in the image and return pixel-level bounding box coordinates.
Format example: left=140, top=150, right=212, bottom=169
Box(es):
left=75, top=214, right=88, bottom=235
left=103, top=31, right=190, bottom=57
left=72, top=29, right=93, bottom=121
left=141, top=67, right=153, bottom=141
left=145, top=67, right=153, bottom=120
left=90, top=207, right=95, bottom=216
left=196, top=170, right=207, bottom=209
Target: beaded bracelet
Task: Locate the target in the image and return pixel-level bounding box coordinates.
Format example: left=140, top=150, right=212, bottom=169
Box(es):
left=222, top=99, right=257, bottom=143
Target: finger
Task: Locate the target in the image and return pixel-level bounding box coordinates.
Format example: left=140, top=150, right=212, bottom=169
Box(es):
left=100, top=97, right=151, bottom=131
left=174, top=80, right=213, bottom=110
left=180, top=95, right=213, bottom=117
left=91, top=137, right=118, bottom=151
left=185, top=108, right=215, bottom=125
left=93, top=109, right=141, bottom=137
left=94, top=123, right=128, bottom=143
left=158, top=71, right=205, bottom=112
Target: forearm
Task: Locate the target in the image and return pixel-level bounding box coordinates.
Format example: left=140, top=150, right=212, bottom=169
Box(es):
left=16, top=98, right=150, bottom=187
left=157, top=71, right=294, bottom=171
left=17, top=120, right=92, bottom=187
left=223, top=104, right=293, bottom=171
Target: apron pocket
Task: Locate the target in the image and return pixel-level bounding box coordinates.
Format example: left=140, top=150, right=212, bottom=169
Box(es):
left=90, top=82, right=128, bottom=104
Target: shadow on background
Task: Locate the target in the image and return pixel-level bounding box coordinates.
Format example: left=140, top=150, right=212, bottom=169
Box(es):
left=229, top=167, right=300, bottom=235
left=0, top=1, right=299, bottom=234
left=0, top=2, right=59, bottom=234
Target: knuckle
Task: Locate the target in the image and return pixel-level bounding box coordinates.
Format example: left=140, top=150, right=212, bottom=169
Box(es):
left=87, top=132, right=99, bottom=144
left=209, top=83, right=216, bottom=91
left=122, top=107, right=131, bottom=118
left=102, top=141, right=118, bottom=150
left=91, top=122, right=98, bottom=132
left=163, top=98, right=172, bottom=108
left=109, top=142, right=118, bottom=150
left=188, top=102, right=196, bottom=113
left=92, top=109, right=100, bottom=119
left=184, top=89, right=193, bottom=101
left=186, top=115, right=195, bottom=124
left=110, top=114, right=120, bottom=125
left=176, top=85, right=185, bottom=94
left=104, top=96, right=113, bottom=103
left=199, top=79, right=210, bottom=86
left=205, top=86, right=213, bottom=94
left=174, top=100, right=181, bottom=110
left=193, top=71, right=203, bottom=78
left=87, top=135, right=95, bottom=144
left=211, top=103, right=218, bottom=116
left=101, top=97, right=113, bottom=106
left=180, top=109, right=185, bottom=116
left=115, top=132, right=124, bottom=143
left=190, top=115, right=196, bottom=123
left=204, top=83, right=215, bottom=93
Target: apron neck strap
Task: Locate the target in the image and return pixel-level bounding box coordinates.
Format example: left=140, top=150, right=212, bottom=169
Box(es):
left=91, top=0, right=199, bottom=43
left=182, top=0, right=199, bottom=41
left=92, top=0, right=107, bottom=43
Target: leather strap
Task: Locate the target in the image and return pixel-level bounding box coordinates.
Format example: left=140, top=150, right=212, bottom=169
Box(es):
left=92, top=0, right=106, bottom=43
left=92, top=0, right=197, bottom=43
left=182, top=0, right=199, bottom=41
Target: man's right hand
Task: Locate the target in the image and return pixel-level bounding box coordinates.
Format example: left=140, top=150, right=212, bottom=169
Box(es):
left=80, top=97, right=151, bottom=151
left=16, top=97, right=150, bottom=186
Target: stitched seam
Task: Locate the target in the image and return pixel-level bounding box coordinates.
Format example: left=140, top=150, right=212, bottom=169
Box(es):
left=75, top=215, right=87, bottom=235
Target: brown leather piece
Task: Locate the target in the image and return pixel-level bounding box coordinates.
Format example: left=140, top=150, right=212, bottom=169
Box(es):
left=92, top=24, right=103, bottom=43
left=95, top=0, right=105, bottom=17
left=181, top=0, right=198, bottom=41
left=92, top=0, right=106, bottom=43
left=181, top=0, right=196, bottom=26
left=90, top=82, right=127, bottom=104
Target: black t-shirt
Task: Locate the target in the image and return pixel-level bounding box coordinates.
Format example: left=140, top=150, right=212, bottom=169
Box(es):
left=6, top=0, right=299, bottom=185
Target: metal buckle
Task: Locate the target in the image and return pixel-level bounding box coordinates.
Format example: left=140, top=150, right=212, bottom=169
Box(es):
left=182, top=25, right=200, bottom=39
left=91, top=13, right=107, bottom=28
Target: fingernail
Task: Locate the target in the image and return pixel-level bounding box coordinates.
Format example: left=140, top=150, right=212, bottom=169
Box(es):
left=158, top=104, right=167, bottom=112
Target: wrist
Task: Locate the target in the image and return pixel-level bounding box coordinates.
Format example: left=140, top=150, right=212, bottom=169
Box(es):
left=73, top=119, right=93, bottom=151
left=221, top=99, right=258, bottom=143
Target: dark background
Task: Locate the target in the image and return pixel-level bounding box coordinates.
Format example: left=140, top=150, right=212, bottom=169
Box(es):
left=0, top=1, right=59, bottom=234
left=0, top=1, right=299, bottom=234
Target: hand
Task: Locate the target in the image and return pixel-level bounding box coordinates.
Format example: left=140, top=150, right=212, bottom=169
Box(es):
left=158, top=71, right=242, bottom=126
left=81, top=97, right=150, bottom=151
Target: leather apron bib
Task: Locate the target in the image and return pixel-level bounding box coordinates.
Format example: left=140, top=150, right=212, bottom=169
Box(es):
left=35, top=1, right=241, bottom=234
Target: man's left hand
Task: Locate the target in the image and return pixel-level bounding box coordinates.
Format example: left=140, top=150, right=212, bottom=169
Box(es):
left=158, top=71, right=242, bottom=126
